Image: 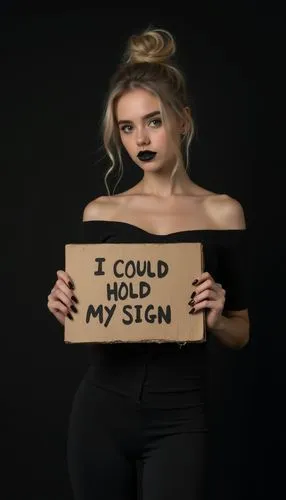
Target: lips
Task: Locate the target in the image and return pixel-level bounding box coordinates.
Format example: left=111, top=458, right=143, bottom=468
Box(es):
left=137, top=150, right=157, bottom=162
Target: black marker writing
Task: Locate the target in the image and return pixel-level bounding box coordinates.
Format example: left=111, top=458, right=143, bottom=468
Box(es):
left=86, top=303, right=116, bottom=327
left=94, top=257, right=106, bottom=276
left=107, top=281, right=150, bottom=301
left=113, top=259, right=168, bottom=278
left=122, top=304, right=171, bottom=325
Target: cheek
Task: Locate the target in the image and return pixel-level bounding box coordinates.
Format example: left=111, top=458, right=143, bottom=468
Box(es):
left=120, top=134, right=132, bottom=152
left=156, top=129, right=170, bottom=150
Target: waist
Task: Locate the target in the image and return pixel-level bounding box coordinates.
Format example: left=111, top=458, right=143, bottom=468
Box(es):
left=86, top=341, right=208, bottom=403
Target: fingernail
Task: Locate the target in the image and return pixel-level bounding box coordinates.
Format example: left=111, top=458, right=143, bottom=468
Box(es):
left=188, top=299, right=195, bottom=306
left=192, top=279, right=198, bottom=285
left=67, top=312, right=73, bottom=320
left=68, top=281, right=75, bottom=290
left=70, top=304, right=78, bottom=313
left=189, top=307, right=195, bottom=314
left=71, top=295, right=78, bottom=303
left=190, top=291, right=196, bottom=298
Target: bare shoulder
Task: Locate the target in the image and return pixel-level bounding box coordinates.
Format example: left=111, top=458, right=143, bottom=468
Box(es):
left=82, top=185, right=143, bottom=221
left=205, top=194, right=246, bottom=229
left=82, top=195, right=119, bottom=221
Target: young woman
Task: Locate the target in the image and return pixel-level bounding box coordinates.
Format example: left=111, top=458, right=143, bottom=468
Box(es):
left=47, top=27, right=249, bottom=500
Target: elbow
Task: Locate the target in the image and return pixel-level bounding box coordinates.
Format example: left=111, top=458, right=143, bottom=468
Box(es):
left=225, top=309, right=250, bottom=349
left=236, top=335, right=249, bottom=349
left=233, top=321, right=250, bottom=349
left=210, top=313, right=250, bottom=350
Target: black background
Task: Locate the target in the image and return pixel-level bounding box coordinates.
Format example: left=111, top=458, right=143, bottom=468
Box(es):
left=1, top=2, right=285, bottom=499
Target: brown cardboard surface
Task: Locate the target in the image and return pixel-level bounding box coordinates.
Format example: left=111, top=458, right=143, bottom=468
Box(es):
left=64, top=242, right=205, bottom=344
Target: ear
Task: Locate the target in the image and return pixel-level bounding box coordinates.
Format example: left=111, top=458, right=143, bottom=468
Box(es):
left=178, top=106, right=191, bottom=135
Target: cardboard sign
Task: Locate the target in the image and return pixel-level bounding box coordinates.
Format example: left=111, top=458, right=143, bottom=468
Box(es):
left=64, top=243, right=205, bottom=344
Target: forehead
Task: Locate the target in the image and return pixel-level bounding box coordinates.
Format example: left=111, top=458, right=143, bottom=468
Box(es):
left=115, top=88, right=160, bottom=120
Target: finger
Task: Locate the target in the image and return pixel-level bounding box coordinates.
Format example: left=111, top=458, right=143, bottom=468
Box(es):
left=190, top=298, right=224, bottom=313
left=53, top=288, right=74, bottom=310
left=214, top=283, right=225, bottom=295
left=48, top=296, right=73, bottom=323
left=52, top=307, right=73, bottom=325
left=54, top=279, right=77, bottom=304
left=193, top=278, right=214, bottom=295
left=56, top=270, right=75, bottom=290
left=192, top=271, right=214, bottom=286
left=214, top=283, right=225, bottom=297
left=189, top=289, right=217, bottom=306
left=48, top=297, right=70, bottom=316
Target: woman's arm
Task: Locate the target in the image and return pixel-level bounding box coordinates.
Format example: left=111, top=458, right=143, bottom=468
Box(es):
left=208, top=309, right=250, bottom=349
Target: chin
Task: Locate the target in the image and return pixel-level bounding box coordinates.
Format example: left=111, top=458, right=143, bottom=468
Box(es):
left=136, top=159, right=164, bottom=171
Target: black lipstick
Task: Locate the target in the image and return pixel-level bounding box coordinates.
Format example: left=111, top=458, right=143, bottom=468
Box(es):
left=137, top=150, right=157, bottom=162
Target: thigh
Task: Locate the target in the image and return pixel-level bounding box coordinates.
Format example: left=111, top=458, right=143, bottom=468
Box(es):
left=141, top=432, right=208, bottom=500
left=67, top=378, right=137, bottom=500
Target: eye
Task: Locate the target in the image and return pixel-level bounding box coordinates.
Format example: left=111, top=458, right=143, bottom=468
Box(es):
left=149, top=118, right=162, bottom=128
left=120, top=125, right=133, bottom=134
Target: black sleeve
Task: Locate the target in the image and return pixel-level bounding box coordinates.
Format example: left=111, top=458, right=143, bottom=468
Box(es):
left=81, top=220, right=105, bottom=244
left=217, top=230, right=249, bottom=311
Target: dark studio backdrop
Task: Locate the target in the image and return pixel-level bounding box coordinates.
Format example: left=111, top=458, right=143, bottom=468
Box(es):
left=1, top=3, right=285, bottom=500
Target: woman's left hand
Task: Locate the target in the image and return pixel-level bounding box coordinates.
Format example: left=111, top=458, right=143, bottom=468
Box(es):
left=189, top=272, right=226, bottom=331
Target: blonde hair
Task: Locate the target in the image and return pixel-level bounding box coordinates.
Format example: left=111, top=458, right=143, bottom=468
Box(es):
left=101, top=27, right=195, bottom=196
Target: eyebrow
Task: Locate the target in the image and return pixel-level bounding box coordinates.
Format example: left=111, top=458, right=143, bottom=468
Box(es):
left=117, top=110, right=161, bottom=125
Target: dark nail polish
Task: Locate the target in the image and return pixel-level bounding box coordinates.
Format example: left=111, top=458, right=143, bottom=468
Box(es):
left=190, top=291, right=196, bottom=299
left=192, top=279, right=198, bottom=285
left=189, top=299, right=195, bottom=306
left=71, top=295, right=78, bottom=303
left=67, top=312, right=73, bottom=320
left=68, top=281, right=75, bottom=290
left=189, top=307, right=195, bottom=314
left=70, top=304, right=78, bottom=313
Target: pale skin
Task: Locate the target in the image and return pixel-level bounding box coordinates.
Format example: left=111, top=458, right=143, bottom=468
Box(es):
left=47, top=88, right=249, bottom=349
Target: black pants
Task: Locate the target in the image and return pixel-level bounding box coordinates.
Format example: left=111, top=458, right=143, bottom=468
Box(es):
left=67, top=368, right=208, bottom=500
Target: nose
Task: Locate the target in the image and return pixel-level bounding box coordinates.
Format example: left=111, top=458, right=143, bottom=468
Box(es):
left=135, top=127, right=150, bottom=147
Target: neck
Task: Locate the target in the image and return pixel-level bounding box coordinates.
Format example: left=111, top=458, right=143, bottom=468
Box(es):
left=138, top=165, right=194, bottom=197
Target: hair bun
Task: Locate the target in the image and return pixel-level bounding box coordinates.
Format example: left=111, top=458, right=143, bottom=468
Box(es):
left=125, top=27, right=176, bottom=64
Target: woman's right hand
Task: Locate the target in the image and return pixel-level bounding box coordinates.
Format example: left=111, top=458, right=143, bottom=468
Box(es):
left=47, top=270, right=78, bottom=326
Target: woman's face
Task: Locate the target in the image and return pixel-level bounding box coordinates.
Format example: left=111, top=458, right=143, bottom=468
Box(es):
left=115, top=88, right=181, bottom=171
